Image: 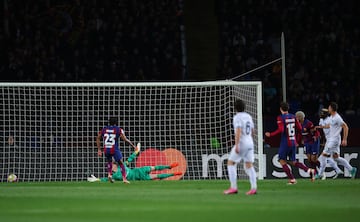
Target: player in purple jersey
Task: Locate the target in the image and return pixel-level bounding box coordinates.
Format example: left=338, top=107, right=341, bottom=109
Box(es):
left=96, top=117, right=137, bottom=184
left=265, top=102, right=315, bottom=184
left=295, top=111, right=320, bottom=170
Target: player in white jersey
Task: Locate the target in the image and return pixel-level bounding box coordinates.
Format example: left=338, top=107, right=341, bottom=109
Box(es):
left=316, top=109, right=343, bottom=179
left=224, top=99, right=257, bottom=195
left=316, top=103, right=357, bottom=179
left=319, top=109, right=330, bottom=140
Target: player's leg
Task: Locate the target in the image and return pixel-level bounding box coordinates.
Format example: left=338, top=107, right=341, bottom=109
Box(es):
left=291, top=162, right=314, bottom=181
left=153, top=172, right=183, bottom=180
left=310, top=155, right=317, bottom=168
left=310, top=154, right=325, bottom=180
left=148, top=163, right=182, bottom=179
left=278, top=145, right=296, bottom=184
left=224, top=145, right=240, bottom=194
left=151, top=162, right=179, bottom=171
left=305, top=144, right=315, bottom=169
left=309, top=141, right=321, bottom=178
left=308, top=142, right=320, bottom=170
left=289, top=146, right=315, bottom=181
left=326, top=157, right=343, bottom=179
left=306, top=153, right=314, bottom=169
left=136, top=166, right=181, bottom=180
left=313, top=139, right=321, bottom=168
left=316, top=153, right=329, bottom=179
left=104, top=153, right=114, bottom=183
left=317, top=141, right=332, bottom=179
left=243, top=149, right=257, bottom=195
left=114, top=149, right=130, bottom=184
left=333, top=152, right=357, bottom=178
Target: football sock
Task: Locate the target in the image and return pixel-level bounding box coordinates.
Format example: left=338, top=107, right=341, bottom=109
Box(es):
left=245, top=167, right=257, bottom=190
left=327, top=158, right=342, bottom=173
left=154, top=165, right=170, bottom=170
left=282, top=164, right=295, bottom=180
left=157, top=173, right=174, bottom=179
left=335, top=157, right=353, bottom=171
left=119, top=163, right=127, bottom=178
left=227, top=165, right=237, bottom=189
left=294, top=161, right=309, bottom=172
left=318, top=155, right=327, bottom=176
left=310, top=161, right=317, bottom=169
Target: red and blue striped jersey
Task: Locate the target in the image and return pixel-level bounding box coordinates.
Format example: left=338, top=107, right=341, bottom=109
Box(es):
left=301, top=119, right=320, bottom=144
left=270, top=113, right=302, bottom=147
left=99, top=126, right=124, bottom=153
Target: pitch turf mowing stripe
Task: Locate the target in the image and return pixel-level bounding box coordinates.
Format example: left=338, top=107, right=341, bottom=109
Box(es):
left=1, top=180, right=359, bottom=222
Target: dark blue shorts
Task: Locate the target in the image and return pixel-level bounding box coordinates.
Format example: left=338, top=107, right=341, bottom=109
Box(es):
left=105, top=148, right=123, bottom=163
left=278, top=144, right=296, bottom=162
left=305, top=140, right=320, bottom=155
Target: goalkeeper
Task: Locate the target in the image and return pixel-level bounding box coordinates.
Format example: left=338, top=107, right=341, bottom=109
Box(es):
left=88, top=147, right=181, bottom=182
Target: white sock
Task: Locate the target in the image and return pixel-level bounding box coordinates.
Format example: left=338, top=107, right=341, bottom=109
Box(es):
left=327, top=158, right=342, bottom=173
left=318, top=155, right=327, bottom=176
left=335, top=157, right=353, bottom=171
left=227, top=165, right=237, bottom=189
left=245, top=167, right=257, bottom=190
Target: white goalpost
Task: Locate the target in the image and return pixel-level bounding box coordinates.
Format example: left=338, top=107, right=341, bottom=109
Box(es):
left=0, top=81, right=263, bottom=182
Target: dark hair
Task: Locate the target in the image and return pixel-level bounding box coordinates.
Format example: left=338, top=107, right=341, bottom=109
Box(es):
left=109, top=117, right=118, bottom=125
left=280, top=102, right=289, bottom=112
left=319, top=108, right=329, bottom=118
left=329, top=102, right=338, bottom=112
left=234, top=99, right=245, bottom=112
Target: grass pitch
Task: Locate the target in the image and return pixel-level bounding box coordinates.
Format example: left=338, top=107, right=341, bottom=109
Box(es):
left=1, top=179, right=359, bottom=222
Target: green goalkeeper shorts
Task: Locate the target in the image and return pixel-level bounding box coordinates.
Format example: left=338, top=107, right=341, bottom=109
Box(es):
left=126, top=166, right=152, bottom=181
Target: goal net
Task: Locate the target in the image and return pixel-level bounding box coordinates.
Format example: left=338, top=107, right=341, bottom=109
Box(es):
left=0, top=81, right=263, bottom=182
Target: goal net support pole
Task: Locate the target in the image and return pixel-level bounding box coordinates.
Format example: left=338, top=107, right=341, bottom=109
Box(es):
left=0, top=81, right=263, bottom=181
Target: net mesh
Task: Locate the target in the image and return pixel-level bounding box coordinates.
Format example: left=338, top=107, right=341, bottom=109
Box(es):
left=0, top=81, right=262, bottom=182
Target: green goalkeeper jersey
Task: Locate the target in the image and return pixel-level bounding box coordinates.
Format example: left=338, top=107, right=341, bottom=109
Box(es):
left=100, top=152, right=152, bottom=181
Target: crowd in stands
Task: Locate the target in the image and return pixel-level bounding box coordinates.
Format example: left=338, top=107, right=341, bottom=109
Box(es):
left=217, top=0, right=360, bottom=118
left=0, top=0, right=183, bottom=82
left=2, top=0, right=360, bottom=119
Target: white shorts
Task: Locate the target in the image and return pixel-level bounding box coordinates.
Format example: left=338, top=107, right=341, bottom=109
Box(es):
left=323, top=140, right=340, bottom=155
left=228, top=145, right=254, bottom=163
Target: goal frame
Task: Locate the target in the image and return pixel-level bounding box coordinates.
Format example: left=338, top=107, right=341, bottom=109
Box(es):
left=0, top=80, right=264, bottom=180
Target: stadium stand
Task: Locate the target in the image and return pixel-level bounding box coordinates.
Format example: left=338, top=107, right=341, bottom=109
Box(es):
left=0, top=0, right=183, bottom=81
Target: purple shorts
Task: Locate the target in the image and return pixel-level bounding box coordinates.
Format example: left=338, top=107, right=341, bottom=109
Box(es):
left=105, top=148, right=123, bottom=162
left=278, top=144, right=296, bottom=162
left=305, top=140, right=320, bottom=155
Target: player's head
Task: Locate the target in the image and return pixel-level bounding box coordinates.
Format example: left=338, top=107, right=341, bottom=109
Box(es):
left=295, top=111, right=305, bottom=122
left=280, top=102, right=289, bottom=113
left=319, top=108, right=329, bottom=119
left=234, top=99, right=245, bottom=112
left=112, top=162, right=118, bottom=172
left=328, top=102, right=338, bottom=114
left=109, top=117, right=118, bottom=126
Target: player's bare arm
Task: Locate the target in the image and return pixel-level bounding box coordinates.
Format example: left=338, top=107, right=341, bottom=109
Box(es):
left=235, top=127, right=241, bottom=153
left=120, top=133, right=137, bottom=149
left=315, top=124, right=330, bottom=129
left=96, top=132, right=102, bottom=156
left=341, top=122, right=349, bottom=146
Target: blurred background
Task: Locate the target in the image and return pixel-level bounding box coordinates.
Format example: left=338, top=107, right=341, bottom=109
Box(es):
left=1, top=0, right=360, bottom=145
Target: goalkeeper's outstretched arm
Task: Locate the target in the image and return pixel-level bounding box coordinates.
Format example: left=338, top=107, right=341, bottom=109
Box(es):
left=125, top=150, right=140, bottom=165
